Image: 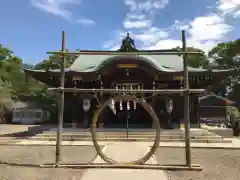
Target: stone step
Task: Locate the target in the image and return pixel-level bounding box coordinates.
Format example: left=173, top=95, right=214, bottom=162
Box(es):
left=37, top=130, right=220, bottom=137
left=40, top=130, right=213, bottom=136
left=29, top=136, right=232, bottom=143
left=30, top=128, right=229, bottom=143
left=0, top=138, right=22, bottom=144
left=47, top=128, right=209, bottom=134
left=34, top=134, right=223, bottom=140
left=44, top=131, right=181, bottom=135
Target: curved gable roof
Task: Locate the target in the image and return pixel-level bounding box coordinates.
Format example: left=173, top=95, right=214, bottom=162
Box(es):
left=24, top=52, right=237, bottom=76
left=68, top=54, right=205, bottom=72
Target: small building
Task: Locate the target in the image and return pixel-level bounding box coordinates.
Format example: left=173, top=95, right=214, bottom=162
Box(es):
left=12, top=101, right=50, bottom=124
left=199, top=94, right=236, bottom=126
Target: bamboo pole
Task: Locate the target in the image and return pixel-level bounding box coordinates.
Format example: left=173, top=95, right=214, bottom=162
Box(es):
left=40, top=163, right=203, bottom=171
left=182, top=30, right=192, bottom=167
left=48, top=87, right=205, bottom=94
left=46, top=51, right=203, bottom=56
left=55, top=31, right=66, bottom=166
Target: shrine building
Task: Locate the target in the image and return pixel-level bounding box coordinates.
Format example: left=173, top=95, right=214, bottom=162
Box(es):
left=24, top=34, right=236, bottom=129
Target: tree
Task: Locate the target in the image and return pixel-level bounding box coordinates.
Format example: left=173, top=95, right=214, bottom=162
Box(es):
left=0, top=43, right=58, bottom=123
left=172, top=47, right=209, bottom=68
left=208, top=39, right=240, bottom=99
left=34, top=49, right=75, bottom=70
left=0, top=44, right=13, bottom=60
left=0, top=80, right=15, bottom=123
left=208, top=39, right=240, bottom=68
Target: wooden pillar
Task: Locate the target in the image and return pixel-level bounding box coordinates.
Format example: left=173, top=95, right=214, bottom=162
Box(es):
left=189, top=94, right=200, bottom=128
left=72, top=94, right=78, bottom=128
left=195, top=95, right=201, bottom=128
left=151, top=98, right=157, bottom=128
left=98, top=96, right=108, bottom=128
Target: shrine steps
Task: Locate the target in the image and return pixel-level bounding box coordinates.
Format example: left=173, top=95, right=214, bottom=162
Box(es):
left=28, top=128, right=232, bottom=143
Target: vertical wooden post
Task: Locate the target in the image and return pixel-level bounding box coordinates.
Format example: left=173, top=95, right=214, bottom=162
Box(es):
left=55, top=31, right=66, bottom=165
left=182, top=30, right=192, bottom=167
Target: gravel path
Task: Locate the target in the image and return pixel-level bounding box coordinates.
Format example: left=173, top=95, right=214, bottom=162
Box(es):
left=155, top=147, right=240, bottom=180
left=0, top=146, right=99, bottom=180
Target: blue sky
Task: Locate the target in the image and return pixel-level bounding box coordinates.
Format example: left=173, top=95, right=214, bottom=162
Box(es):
left=0, top=0, right=239, bottom=64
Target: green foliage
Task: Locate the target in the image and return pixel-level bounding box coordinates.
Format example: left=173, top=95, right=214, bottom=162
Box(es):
left=0, top=79, right=14, bottom=123
left=208, top=39, right=240, bottom=68
left=186, top=47, right=209, bottom=68
left=0, top=44, right=58, bottom=123
left=208, top=39, right=240, bottom=97
left=34, top=49, right=75, bottom=70
left=226, top=106, right=240, bottom=119
left=172, top=47, right=209, bottom=68
left=0, top=44, right=13, bottom=60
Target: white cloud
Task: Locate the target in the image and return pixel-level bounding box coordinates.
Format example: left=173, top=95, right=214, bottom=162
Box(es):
left=124, top=0, right=169, bottom=13
left=124, top=0, right=137, bottom=12
left=103, top=0, right=170, bottom=49
left=31, top=0, right=81, bottom=19
left=171, top=20, right=190, bottom=31
left=104, top=0, right=235, bottom=54
left=145, top=38, right=219, bottom=54
left=123, top=0, right=169, bottom=29
left=138, top=0, right=169, bottom=12
left=189, top=14, right=232, bottom=41
left=106, top=14, right=233, bottom=54
left=147, top=14, right=232, bottom=53
left=126, top=14, right=146, bottom=20
left=103, top=30, right=127, bottom=50
left=123, top=20, right=152, bottom=28
left=217, top=0, right=240, bottom=18
left=103, top=40, right=121, bottom=50
left=234, top=10, right=240, bottom=17
left=134, top=27, right=169, bottom=46
left=76, top=18, right=95, bottom=26
left=103, top=40, right=115, bottom=49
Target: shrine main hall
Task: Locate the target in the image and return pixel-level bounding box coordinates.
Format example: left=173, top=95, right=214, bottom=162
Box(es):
left=24, top=35, right=235, bottom=129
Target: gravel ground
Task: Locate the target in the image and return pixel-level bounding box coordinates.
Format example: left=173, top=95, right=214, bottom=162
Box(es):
left=0, top=145, right=99, bottom=180
left=155, top=147, right=240, bottom=180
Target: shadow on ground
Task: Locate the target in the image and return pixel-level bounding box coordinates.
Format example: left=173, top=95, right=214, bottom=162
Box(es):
left=0, top=145, right=100, bottom=165
left=0, top=161, right=40, bottom=168
left=0, top=125, right=55, bottom=139
left=0, top=145, right=101, bottom=180
left=154, top=147, right=240, bottom=180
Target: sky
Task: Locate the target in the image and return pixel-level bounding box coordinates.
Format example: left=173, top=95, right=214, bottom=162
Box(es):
left=0, top=0, right=239, bottom=64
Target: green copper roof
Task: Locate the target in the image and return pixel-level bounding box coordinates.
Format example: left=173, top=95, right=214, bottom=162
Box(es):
left=24, top=53, right=237, bottom=75
left=68, top=54, right=204, bottom=72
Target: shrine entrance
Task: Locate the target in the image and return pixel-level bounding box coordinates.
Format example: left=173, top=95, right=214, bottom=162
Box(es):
left=99, top=100, right=153, bottom=128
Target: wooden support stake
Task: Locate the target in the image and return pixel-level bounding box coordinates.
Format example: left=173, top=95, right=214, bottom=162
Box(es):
left=47, top=87, right=205, bottom=94
left=182, top=30, right=192, bottom=167
left=55, top=31, right=66, bottom=165
left=46, top=51, right=203, bottom=56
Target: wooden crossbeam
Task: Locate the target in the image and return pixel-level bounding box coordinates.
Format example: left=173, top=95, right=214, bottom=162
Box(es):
left=46, top=51, right=203, bottom=56
left=48, top=87, right=205, bottom=94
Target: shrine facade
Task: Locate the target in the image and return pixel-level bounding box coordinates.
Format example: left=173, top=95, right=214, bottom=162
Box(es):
left=24, top=35, right=236, bottom=129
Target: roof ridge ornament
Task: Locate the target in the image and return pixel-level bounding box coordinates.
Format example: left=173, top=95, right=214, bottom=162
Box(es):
left=119, top=32, right=138, bottom=52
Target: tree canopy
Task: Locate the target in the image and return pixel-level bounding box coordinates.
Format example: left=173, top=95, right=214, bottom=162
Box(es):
left=208, top=39, right=240, bottom=68
left=172, top=47, right=209, bottom=68
left=207, top=39, right=240, bottom=103
left=0, top=44, right=57, bottom=123
left=34, top=49, right=75, bottom=70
